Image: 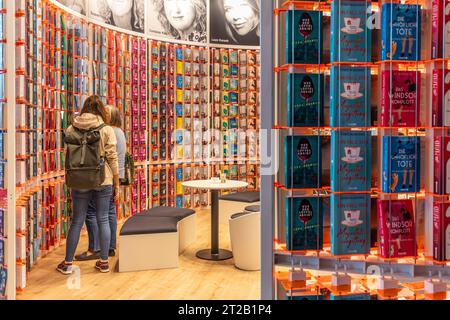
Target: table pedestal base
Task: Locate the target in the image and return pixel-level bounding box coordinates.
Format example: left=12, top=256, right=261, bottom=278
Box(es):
left=196, top=249, right=233, bottom=261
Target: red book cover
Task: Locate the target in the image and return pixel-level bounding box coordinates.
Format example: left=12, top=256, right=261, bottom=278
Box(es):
left=433, top=200, right=450, bottom=261
left=433, top=136, right=450, bottom=194
left=377, top=200, right=416, bottom=258
left=432, top=67, right=450, bottom=126
left=380, top=70, right=420, bottom=127
left=432, top=0, right=450, bottom=59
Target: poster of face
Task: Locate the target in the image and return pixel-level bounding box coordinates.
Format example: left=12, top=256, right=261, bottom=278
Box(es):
left=89, top=0, right=145, bottom=33
left=210, top=0, right=260, bottom=46
left=54, top=0, right=87, bottom=15
left=147, top=0, right=207, bottom=43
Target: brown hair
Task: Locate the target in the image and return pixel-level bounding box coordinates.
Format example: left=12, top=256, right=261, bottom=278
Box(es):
left=81, top=95, right=108, bottom=123
left=106, top=105, right=122, bottom=128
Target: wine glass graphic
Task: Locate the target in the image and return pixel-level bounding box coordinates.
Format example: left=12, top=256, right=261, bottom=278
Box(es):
left=299, top=199, right=314, bottom=247
left=298, top=12, right=314, bottom=41
left=300, top=76, right=315, bottom=102
left=297, top=138, right=313, bottom=186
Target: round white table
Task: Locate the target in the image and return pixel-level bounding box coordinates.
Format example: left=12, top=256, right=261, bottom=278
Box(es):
left=182, top=179, right=248, bottom=261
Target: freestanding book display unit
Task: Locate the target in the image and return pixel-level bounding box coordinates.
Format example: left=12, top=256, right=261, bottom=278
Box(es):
left=263, top=0, right=450, bottom=300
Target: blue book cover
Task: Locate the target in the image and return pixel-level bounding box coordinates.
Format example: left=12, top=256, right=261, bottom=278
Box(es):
left=330, top=293, right=371, bottom=300
left=285, top=197, right=323, bottom=250
left=382, top=136, right=420, bottom=193
left=331, top=131, right=371, bottom=192
left=330, top=0, right=372, bottom=62
left=0, top=267, right=6, bottom=297
left=284, top=136, right=322, bottom=189
left=330, top=193, right=371, bottom=255
left=286, top=10, right=323, bottom=64
left=287, top=73, right=324, bottom=127
left=330, top=66, right=371, bottom=127
left=381, top=3, right=421, bottom=61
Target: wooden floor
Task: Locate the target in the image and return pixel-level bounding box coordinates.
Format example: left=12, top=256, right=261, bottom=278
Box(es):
left=17, top=209, right=260, bottom=300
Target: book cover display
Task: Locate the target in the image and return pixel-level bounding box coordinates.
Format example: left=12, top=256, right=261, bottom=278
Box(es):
left=381, top=3, right=422, bottom=61
left=432, top=67, right=450, bottom=127
left=285, top=197, right=323, bottom=251
left=286, top=10, right=323, bottom=64
left=330, top=131, right=371, bottom=192
left=380, top=70, right=421, bottom=127
left=377, top=200, right=416, bottom=258
left=287, top=73, right=324, bottom=127
left=330, top=66, right=371, bottom=127
left=330, top=0, right=372, bottom=63
left=382, top=136, right=421, bottom=193
left=432, top=201, right=450, bottom=261
left=433, top=136, right=450, bottom=195
left=431, top=0, right=450, bottom=59
left=285, top=136, right=322, bottom=189
left=330, top=194, right=371, bottom=255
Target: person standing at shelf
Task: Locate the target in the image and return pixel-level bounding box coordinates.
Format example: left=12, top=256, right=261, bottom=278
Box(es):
left=57, top=96, right=119, bottom=274
left=74, top=106, right=126, bottom=262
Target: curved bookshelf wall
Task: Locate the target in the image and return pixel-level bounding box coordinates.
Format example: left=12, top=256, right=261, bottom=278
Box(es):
left=0, top=0, right=261, bottom=296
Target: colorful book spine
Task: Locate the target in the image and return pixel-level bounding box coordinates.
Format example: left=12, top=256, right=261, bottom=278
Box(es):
left=330, top=194, right=371, bottom=255
left=330, top=130, right=371, bottom=192
left=432, top=67, right=450, bottom=127
left=431, top=0, right=450, bottom=59
left=286, top=10, right=323, bottom=64
left=382, top=136, right=421, bottom=193
left=432, top=200, right=450, bottom=261
left=381, top=3, right=421, bottom=61
left=380, top=70, right=421, bottom=127
left=377, top=200, right=416, bottom=258
left=285, top=197, right=323, bottom=251
left=433, top=136, right=450, bottom=195
left=287, top=73, right=324, bottom=127
left=330, top=66, right=371, bottom=127
left=284, top=136, right=322, bottom=189
left=330, top=0, right=371, bottom=62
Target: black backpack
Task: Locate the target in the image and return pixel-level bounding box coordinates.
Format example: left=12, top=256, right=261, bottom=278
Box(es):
left=64, top=124, right=107, bottom=189
left=121, top=152, right=135, bottom=186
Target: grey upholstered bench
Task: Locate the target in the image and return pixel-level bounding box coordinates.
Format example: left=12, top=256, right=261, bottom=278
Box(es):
left=244, top=205, right=261, bottom=212
left=137, top=206, right=196, bottom=253
left=119, top=215, right=179, bottom=272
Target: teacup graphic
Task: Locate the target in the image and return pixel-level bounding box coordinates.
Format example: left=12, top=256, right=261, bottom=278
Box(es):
left=342, top=17, right=363, bottom=34
left=342, top=147, right=363, bottom=163
left=341, top=82, right=362, bottom=99
left=342, top=210, right=363, bottom=226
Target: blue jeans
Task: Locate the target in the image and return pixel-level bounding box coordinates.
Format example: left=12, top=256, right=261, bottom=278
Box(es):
left=85, top=193, right=117, bottom=252
left=65, top=186, right=112, bottom=261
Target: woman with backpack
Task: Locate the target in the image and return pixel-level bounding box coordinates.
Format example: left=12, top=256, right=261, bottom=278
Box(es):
left=74, top=105, right=127, bottom=261
left=57, top=96, right=119, bottom=274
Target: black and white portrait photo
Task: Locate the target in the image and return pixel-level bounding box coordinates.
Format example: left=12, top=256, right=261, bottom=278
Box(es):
left=210, top=0, right=260, bottom=46
left=90, top=0, right=145, bottom=33
left=55, top=0, right=87, bottom=15
left=147, top=0, right=207, bottom=43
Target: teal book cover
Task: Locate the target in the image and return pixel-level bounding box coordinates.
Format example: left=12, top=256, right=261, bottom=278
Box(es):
left=287, top=73, right=324, bottom=127
left=286, top=10, right=323, bottom=64
left=284, top=136, right=322, bottom=189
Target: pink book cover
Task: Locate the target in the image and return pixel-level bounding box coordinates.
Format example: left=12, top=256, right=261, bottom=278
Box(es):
left=381, top=70, right=420, bottom=127
left=433, top=136, right=450, bottom=194
left=432, top=0, right=450, bottom=59
left=432, top=67, right=450, bottom=126
left=377, top=200, right=416, bottom=258
left=432, top=200, right=450, bottom=261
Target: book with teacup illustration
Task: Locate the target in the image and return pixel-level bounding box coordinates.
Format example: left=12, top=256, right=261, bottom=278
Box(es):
left=330, top=0, right=372, bottom=62
left=432, top=67, right=450, bottom=127
left=380, top=70, right=421, bottom=127
left=330, top=193, right=371, bottom=255
left=330, top=131, right=371, bottom=192
left=381, top=3, right=421, bottom=61
left=286, top=9, right=323, bottom=64
left=284, top=136, right=322, bottom=189
left=287, top=73, right=324, bottom=127
left=330, top=66, right=371, bottom=127
left=285, top=197, right=323, bottom=251
left=382, top=136, right=421, bottom=193
left=432, top=200, right=450, bottom=261
left=377, top=199, right=416, bottom=258
left=431, top=0, right=450, bottom=59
